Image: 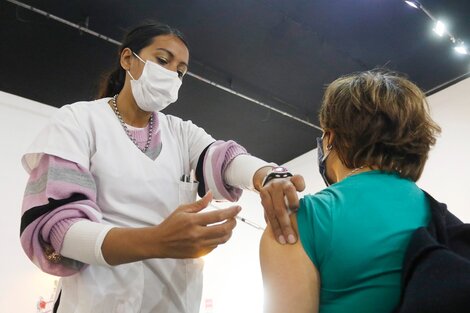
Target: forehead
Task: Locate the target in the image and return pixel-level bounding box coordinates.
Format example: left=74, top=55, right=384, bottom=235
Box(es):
left=145, top=34, right=189, bottom=64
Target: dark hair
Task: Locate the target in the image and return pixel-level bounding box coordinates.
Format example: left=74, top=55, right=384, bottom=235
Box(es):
left=97, top=22, right=188, bottom=98
left=319, top=69, right=441, bottom=182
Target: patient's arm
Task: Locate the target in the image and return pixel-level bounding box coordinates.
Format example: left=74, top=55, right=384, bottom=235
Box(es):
left=260, top=215, right=320, bottom=313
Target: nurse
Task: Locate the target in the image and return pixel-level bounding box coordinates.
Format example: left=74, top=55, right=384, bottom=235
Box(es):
left=19, top=23, right=304, bottom=312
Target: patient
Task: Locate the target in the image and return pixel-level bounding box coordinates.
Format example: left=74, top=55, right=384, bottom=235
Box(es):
left=260, top=70, right=441, bottom=313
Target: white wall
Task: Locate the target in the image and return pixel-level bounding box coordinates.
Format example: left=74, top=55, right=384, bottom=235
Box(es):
left=2, top=77, right=469, bottom=312
left=419, top=78, right=470, bottom=221
left=0, top=91, right=59, bottom=312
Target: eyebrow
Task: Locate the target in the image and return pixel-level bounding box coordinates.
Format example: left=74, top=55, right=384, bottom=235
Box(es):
left=155, top=48, right=189, bottom=69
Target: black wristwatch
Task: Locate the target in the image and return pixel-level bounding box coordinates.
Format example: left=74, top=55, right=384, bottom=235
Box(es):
left=262, top=166, right=293, bottom=187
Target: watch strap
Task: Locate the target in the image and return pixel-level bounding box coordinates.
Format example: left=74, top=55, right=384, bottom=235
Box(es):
left=262, top=167, right=293, bottom=187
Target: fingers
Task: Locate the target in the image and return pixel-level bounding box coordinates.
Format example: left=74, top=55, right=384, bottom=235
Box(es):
left=260, top=189, right=285, bottom=244
left=284, top=181, right=299, bottom=210
left=271, top=185, right=297, bottom=244
left=291, top=175, right=306, bottom=192
left=285, top=175, right=304, bottom=212
left=183, top=191, right=213, bottom=213
left=194, top=218, right=237, bottom=257
left=201, top=217, right=237, bottom=241
left=260, top=176, right=305, bottom=245
left=196, top=205, right=241, bottom=226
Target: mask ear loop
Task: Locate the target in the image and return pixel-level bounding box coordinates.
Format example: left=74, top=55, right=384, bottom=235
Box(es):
left=127, top=70, right=136, bottom=80
left=132, top=51, right=146, bottom=64
left=126, top=51, right=146, bottom=80
left=322, top=131, right=334, bottom=154
left=320, top=140, right=333, bottom=163
left=321, top=146, right=332, bottom=162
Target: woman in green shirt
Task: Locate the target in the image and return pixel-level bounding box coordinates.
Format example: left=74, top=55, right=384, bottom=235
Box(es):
left=260, top=70, right=441, bottom=313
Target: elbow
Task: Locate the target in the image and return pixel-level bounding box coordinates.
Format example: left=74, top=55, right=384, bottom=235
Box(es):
left=21, top=230, right=85, bottom=277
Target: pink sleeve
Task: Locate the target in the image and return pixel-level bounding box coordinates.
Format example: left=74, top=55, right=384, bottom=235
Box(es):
left=20, top=154, right=101, bottom=276
left=199, top=140, right=248, bottom=201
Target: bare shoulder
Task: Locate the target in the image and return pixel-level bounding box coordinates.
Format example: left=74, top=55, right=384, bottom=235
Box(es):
left=260, top=215, right=320, bottom=313
left=260, top=215, right=313, bottom=273
left=260, top=216, right=301, bottom=262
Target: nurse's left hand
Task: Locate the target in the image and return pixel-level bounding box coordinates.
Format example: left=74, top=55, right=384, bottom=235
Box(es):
left=151, top=191, right=241, bottom=259
left=255, top=169, right=305, bottom=245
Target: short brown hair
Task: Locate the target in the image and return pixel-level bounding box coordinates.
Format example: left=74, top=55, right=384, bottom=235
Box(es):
left=319, top=70, right=441, bottom=181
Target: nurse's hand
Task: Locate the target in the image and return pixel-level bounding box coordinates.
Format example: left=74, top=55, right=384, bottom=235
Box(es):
left=153, top=191, right=241, bottom=258
left=255, top=169, right=306, bottom=245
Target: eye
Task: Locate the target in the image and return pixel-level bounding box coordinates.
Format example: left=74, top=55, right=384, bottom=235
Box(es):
left=157, top=57, right=168, bottom=65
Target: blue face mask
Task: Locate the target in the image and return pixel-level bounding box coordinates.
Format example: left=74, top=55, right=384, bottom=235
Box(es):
left=316, top=135, right=332, bottom=186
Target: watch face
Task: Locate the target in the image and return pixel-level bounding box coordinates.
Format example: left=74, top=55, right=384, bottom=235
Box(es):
left=272, top=166, right=288, bottom=173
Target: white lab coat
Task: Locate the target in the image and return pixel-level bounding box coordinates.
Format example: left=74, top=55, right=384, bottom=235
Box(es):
left=23, top=98, right=215, bottom=313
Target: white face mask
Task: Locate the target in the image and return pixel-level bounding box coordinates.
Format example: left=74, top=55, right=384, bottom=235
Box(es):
left=127, top=52, right=182, bottom=112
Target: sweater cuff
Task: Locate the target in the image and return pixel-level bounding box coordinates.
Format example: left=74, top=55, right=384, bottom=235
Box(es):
left=49, top=217, right=83, bottom=253
left=60, top=220, right=114, bottom=266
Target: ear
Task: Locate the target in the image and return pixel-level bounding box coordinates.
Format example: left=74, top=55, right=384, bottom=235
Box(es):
left=326, top=131, right=335, bottom=149
left=120, top=48, right=133, bottom=71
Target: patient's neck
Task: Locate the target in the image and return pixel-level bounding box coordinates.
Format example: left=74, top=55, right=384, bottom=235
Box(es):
left=329, top=154, right=374, bottom=183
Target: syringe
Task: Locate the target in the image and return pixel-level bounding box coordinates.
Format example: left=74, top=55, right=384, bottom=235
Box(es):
left=208, top=203, right=265, bottom=231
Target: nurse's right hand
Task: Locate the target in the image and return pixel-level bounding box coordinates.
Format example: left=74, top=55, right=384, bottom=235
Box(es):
left=152, top=191, right=241, bottom=258
left=101, top=191, right=240, bottom=265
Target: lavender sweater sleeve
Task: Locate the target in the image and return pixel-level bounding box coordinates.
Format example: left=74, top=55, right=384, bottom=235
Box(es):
left=196, top=140, right=249, bottom=202
left=20, top=154, right=103, bottom=276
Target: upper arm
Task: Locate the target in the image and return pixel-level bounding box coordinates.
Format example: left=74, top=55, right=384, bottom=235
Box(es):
left=20, top=154, right=102, bottom=276
left=260, top=215, right=320, bottom=313
left=23, top=105, right=91, bottom=172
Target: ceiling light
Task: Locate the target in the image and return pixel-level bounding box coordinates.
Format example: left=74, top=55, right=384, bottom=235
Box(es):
left=455, top=44, right=468, bottom=55
left=433, top=21, right=447, bottom=37
left=404, top=1, right=420, bottom=9
left=402, top=0, right=470, bottom=67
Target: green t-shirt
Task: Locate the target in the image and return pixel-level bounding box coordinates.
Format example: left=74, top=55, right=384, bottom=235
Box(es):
left=297, top=171, right=430, bottom=313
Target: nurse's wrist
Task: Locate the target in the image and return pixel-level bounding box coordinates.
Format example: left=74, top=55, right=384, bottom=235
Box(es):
left=253, top=166, right=274, bottom=191
left=101, top=227, right=157, bottom=265
left=140, top=226, right=168, bottom=259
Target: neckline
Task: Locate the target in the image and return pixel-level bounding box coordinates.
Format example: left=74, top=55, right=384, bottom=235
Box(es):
left=341, top=170, right=402, bottom=182
left=126, top=123, right=147, bottom=131
left=345, top=169, right=381, bottom=177
left=103, top=97, right=157, bottom=155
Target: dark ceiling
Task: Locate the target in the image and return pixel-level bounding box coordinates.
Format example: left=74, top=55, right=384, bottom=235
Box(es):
left=1, top=0, right=469, bottom=164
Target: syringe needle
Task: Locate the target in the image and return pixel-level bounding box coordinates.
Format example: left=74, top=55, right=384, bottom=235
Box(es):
left=208, top=203, right=265, bottom=231
left=236, top=216, right=265, bottom=230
